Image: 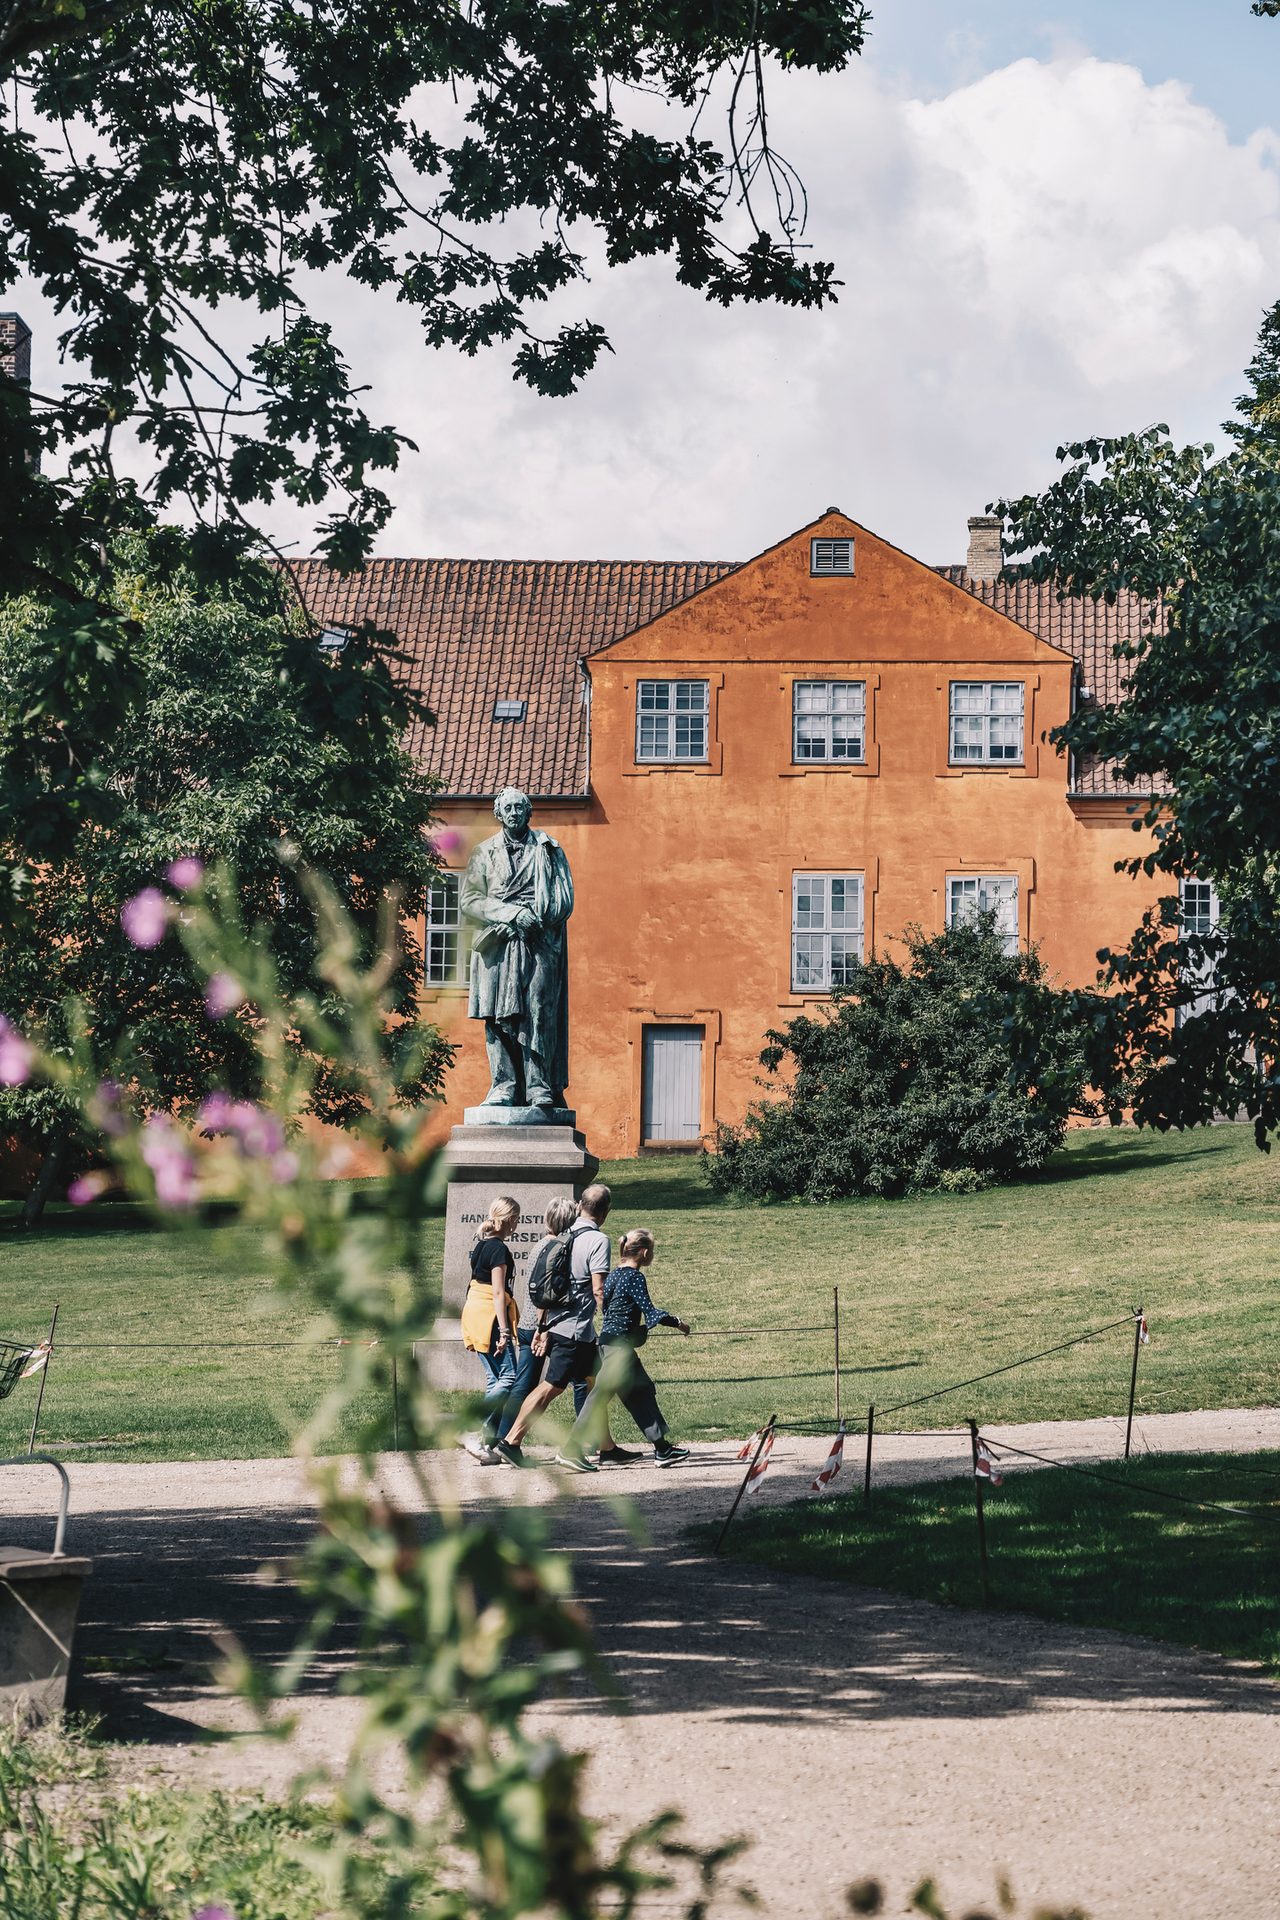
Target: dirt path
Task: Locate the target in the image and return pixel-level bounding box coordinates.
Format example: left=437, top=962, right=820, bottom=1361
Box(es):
left=5, top=1406, right=1280, bottom=1917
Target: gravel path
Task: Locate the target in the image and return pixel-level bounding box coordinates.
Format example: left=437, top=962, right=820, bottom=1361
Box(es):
left=5, top=1405, right=1279, bottom=1917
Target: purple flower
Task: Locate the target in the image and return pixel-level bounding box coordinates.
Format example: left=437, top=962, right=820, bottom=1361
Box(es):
left=192, top=1908, right=235, bottom=1920
left=121, top=888, right=169, bottom=950
left=270, top=1149, right=300, bottom=1185
left=204, top=973, right=243, bottom=1019
left=90, top=1079, right=126, bottom=1137
left=198, top=1091, right=236, bottom=1132
left=228, top=1102, right=285, bottom=1159
left=167, top=857, right=204, bottom=891
left=0, top=1015, right=32, bottom=1087
left=68, top=1171, right=108, bottom=1207
left=140, top=1115, right=198, bottom=1211
left=429, top=826, right=463, bottom=857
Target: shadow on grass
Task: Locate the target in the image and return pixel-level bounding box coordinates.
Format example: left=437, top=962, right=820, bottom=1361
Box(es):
left=1029, top=1132, right=1232, bottom=1184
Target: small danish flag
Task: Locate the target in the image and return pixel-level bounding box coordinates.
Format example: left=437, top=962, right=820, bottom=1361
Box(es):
left=737, top=1426, right=767, bottom=1461
left=19, top=1342, right=50, bottom=1379
left=810, top=1424, right=846, bottom=1494
left=1137, top=1312, right=1150, bottom=1346
left=974, top=1437, right=1003, bottom=1486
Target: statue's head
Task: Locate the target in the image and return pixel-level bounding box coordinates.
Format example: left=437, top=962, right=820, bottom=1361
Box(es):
left=494, top=786, right=533, bottom=833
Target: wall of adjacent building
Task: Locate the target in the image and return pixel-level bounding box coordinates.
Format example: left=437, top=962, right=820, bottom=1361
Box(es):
left=419, top=512, right=1163, bottom=1159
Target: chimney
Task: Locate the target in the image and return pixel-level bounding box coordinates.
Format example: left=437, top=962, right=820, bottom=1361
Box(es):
left=966, top=513, right=1002, bottom=582
left=0, top=313, right=32, bottom=390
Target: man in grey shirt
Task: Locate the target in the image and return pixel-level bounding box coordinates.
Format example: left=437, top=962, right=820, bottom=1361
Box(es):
left=496, top=1185, right=632, bottom=1468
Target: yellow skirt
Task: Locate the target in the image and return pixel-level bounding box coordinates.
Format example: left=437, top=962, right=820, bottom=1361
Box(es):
left=461, top=1279, right=519, bottom=1354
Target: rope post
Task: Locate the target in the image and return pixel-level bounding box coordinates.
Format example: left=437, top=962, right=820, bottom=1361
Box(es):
left=27, top=1303, right=58, bottom=1457
left=832, top=1285, right=842, bottom=1427
left=392, top=1352, right=401, bottom=1452
left=968, top=1419, right=991, bottom=1607
left=714, top=1414, right=776, bottom=1556
left=1124, top=1308, right=1144, bottom=1460
left=863, top=1403, right=875, bottom=1506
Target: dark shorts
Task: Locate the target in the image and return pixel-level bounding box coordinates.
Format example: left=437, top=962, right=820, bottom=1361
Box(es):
left=544, top=1334, right=598, bottom=1388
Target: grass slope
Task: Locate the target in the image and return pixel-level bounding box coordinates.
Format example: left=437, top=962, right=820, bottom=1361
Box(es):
left=0, top=1124, right=1275, bottom=1462
left=712, top=1451, right=1280, bottom=1675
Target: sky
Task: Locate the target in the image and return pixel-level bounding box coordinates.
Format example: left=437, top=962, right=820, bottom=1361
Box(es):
left=15, top=2, right=1280, bottom=566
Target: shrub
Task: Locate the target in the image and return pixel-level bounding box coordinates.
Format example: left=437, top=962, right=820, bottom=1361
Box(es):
left=705, top=918, right=1106, bottom=1202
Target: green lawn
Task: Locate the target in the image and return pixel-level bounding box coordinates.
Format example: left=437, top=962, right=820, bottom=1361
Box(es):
left=0, top=1123, right=1276, bottom=1462
left=711, top=1451, right=1280, bottom=1675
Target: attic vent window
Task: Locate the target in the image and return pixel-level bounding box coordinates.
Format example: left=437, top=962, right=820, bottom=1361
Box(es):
left=317, top=624, right=352, bottom=655
left=811, top=537, right=854, bottom=576
left=492, top=697, right=527, bottom=722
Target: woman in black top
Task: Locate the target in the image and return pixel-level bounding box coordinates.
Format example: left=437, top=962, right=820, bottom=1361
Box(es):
left=459, top=1195, right=520, bottom=1455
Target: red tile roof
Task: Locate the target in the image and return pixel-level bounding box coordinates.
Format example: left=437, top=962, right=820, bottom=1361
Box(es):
left=289, top=554, right=1159, bottom=800
left=289, top=556, right=737, bottom=798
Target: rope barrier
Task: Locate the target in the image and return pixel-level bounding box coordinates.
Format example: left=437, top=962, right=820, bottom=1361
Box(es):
left=981, top=1434, right=1280, bottom=1530
left=877, top=1313, right=1137, bottom=1417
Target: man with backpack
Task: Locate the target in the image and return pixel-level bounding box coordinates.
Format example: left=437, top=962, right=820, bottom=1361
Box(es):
left=495, top=1184, right=636, bottom=1469
left=463, top=1193, right=579, bottom=1462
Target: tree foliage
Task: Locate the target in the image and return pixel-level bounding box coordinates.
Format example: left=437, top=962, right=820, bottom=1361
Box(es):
left=0, top=537, right=450, bottom=1210
left=997, top=297, right=1280, bottom=1146
left=0, top=0, right=868, bottom=591
left=705, top=920, right=1104, bottom=1202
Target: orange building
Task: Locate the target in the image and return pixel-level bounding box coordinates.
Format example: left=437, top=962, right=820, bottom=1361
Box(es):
left=299, top=508, right=1161, bottom=1157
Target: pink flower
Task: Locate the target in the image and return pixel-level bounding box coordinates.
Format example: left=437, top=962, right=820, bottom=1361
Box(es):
left=228, top=1102, right=285, bottom=1159
left=0, top=1015, right=32, bottom=1087
left=121, top=888, right=169, bottom=949
left=204, top=972, right=243, bottom=1019
left=198, top=1091, right=236, bottom=1132
left=270, top=1149, right=299, bottom=1185
left=429, top=826, right=463, bottom=857
left=166, top=857, right=204, bottom=891
left=192, top=1908, right=235, bottom=1920
left=68, top=1171, right=109, bottom=1207
left=140, top=1114, right=198, bottom=1211
left=91, top=1079, right=126, bottom=1138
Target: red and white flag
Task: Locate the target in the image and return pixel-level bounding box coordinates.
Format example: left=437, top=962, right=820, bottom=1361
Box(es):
left=974, top=1438, right=1003, bottom=1486
left=1137, top=1313, right=1150, bottom=1346
left=19, top=1342, right=50, bottom=1379
left=737, top=1427, right=767, bottom=1461
left=743, top=1426, right=776, bottom=1494
left=810, top=1425, right=846, bottom=1494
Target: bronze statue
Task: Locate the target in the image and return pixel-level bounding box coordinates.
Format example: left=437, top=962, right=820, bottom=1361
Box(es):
left=460, top=787, right=573, bottom=1112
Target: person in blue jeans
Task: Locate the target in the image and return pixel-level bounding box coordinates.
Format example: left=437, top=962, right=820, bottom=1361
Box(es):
left=458, top=1195, right=520, bottom=1455
left=466, top=1194, right=581, bottom=1460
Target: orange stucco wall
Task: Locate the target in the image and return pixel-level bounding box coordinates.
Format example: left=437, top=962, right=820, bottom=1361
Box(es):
left=420, top=512, right=1163, bottom=1158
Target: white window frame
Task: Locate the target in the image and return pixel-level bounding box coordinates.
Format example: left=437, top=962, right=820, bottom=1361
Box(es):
left=792, top=680, right=866, bottom=764
left=949, top=681, right=1025, bottom=765
left=791, top=871, right=864, bottom=993
left=425, top=872, right=468, bottom=986
left=946, top=874, right=1019, bottom=954
left=635, top=679, right=710, bottom=763
left=810, top=537, right=855, bottom=576
left=1177, top=878, right=1221, bottom=1024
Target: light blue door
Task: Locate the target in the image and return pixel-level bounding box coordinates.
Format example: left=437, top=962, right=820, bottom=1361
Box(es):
left=642, top=1025, right=703, bottom=1143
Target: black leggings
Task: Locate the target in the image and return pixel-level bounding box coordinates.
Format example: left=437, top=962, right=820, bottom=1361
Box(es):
left=571, top=1336, right=669, bottom=1449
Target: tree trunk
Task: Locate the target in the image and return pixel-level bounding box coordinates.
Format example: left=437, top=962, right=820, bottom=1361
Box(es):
left=20, top=1120, right=71, bottom=1228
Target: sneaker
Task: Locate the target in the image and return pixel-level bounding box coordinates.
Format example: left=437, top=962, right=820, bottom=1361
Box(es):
left=460, top=1432, right=495, bottom=1462
left=493, top=1440, right=526, bottom=1468
left=553, top=1451, right=600, bottom=1474
left=654, top=1444, right=690, bottom=1468
left=595, top=1444, right=644, bottom=1466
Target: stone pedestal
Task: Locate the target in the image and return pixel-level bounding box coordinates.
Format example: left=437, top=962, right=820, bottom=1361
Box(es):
left=422, top=1115, right=599, bottom=1389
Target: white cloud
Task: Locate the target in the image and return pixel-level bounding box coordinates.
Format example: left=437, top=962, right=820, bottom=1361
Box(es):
left=14, top=51, right=1280, bottom=566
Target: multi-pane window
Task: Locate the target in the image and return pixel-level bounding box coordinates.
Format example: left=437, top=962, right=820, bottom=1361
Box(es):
left=793, top=681, right=866, bottom=763
left=810, top=536, right=855, bottom=575
left=946, top=874, right=1019, bottom=953
left=425, top=873, right=467, bottom=986
left=1178, top=878, right=1221, bottom=1024
left=635, top=680, right=709, bottom=762
left=792, top=872, right=864, bottom=992
left=949, top=682, right=1025, bottom=764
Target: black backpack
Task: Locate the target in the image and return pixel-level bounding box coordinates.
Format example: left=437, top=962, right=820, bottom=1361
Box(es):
left=528, top=1229, right=575, bottom=1310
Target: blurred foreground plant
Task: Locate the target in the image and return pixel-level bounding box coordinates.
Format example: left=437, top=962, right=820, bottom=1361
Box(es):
left=29, top=864, right=752, bottom=1918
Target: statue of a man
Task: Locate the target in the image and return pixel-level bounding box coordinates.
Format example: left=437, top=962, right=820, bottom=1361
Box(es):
left=460, top=787, right=574, bottom=1110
